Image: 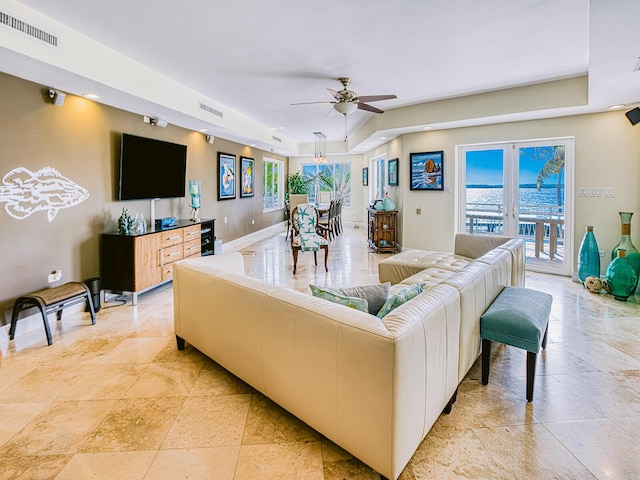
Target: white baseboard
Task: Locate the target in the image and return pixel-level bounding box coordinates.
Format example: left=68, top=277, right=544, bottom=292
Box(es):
left=222, top=221, right=288, bottom=253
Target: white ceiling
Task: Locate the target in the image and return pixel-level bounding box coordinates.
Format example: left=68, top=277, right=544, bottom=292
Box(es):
left=1, top=0, right=639, bottom=154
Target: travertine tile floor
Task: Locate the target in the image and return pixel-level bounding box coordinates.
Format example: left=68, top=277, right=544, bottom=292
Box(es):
left=1, top=226, right=640, bottom=479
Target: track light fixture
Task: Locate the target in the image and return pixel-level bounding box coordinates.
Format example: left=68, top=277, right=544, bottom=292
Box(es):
left=143, top=116, right=168, bottom=127
left=48, top=88, right=66, bottom=106
left=205, top=135, right=215, bottom=144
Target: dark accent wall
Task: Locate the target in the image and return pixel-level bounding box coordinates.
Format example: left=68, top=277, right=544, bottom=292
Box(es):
left=0, top=72, right=287, bottom=322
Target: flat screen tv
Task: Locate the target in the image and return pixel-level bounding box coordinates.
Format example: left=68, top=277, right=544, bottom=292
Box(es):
left=118, top=133, right=187, bottom=200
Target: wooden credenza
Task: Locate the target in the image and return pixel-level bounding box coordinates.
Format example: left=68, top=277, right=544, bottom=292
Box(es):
left=368, top=208, right=398, bottom=253
left=101, top=219, right=215, bottom=305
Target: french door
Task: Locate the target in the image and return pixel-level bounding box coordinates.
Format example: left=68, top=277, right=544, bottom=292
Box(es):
left=458, top=139, right=573, bottom=275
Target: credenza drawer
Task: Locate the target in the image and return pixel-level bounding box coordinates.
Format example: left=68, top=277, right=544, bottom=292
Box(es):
left=183, top=224, right=202, bottom=240
left=183, top=238, right=202, bottom=258
left=160, top=244, right=183, bottom=265
left=162, top=263, right=174, bottom=281
left=161, top=230, right=184, bottom=247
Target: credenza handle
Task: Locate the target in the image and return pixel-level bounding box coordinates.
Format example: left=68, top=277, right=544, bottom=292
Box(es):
left=167, top=235, right=181, bottom=241
left=168, top=251, right=180, bottom=257
left=159, top=248, right=164, bottom=267
left=186, top=231, right=200, bottom=236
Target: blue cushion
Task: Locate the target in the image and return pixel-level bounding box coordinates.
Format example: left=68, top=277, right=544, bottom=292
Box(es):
left=376, top=282, right=426, bottom=318
left=309, top=284, right=369, bottom=313
left=480, top=287, right=552, bottom=353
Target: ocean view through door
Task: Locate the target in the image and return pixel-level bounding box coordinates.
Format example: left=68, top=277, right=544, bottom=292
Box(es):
left=459, top=139, right=573, bottom=275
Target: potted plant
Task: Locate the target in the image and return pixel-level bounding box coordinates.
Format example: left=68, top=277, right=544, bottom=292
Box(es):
left=286, top=172, right=308, bottom=201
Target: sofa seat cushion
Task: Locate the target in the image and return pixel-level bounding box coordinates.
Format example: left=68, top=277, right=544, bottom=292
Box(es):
left=399, top=266, right=460, bottom=289
left=379, top=249, right=470, bottom=284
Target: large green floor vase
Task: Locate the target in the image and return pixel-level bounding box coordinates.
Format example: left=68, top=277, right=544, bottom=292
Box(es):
left=578, top=226, right=600, bottom=283
left=611, top=212, right=640, bottom=289
left=606, top=248, right=637, bottom=301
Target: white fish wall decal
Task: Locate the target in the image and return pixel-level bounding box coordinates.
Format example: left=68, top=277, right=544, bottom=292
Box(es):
left=0, top=166, right=89, bottom=222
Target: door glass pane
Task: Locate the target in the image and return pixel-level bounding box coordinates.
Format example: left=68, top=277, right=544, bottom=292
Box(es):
left=518, top=145, right=565, bottom=269
left=464, top=149, right=505, bottom=235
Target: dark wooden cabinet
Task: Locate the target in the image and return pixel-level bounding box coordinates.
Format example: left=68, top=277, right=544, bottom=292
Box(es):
left=101, top=219, right=215, bottom=304
left=368, top=209, right=398, bottom=253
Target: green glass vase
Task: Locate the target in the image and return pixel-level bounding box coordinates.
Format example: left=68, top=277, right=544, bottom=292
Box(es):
left=578, top=226, right=600, bottom=283
left=611, top=212, right=640, bottom=288
left=606, top=248, right=637, bottom=301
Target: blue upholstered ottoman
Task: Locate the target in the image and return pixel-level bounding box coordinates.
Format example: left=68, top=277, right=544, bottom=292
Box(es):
left=480, top=286, right=553, bottom=402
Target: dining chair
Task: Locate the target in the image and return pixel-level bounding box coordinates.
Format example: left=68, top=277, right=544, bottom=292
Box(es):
left=287, top=194, right=308, bottom=240
left=317, top=199, right=337, bottom=241
left=291, top=203, right=329, bottom=274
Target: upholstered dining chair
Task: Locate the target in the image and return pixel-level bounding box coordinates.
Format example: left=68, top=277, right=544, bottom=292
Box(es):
left=291, top=203, right=329, bottom=274
left=287, top=193, right=308, bottom=240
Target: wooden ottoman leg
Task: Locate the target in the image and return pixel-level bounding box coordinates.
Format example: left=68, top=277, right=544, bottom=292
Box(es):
left=33, top=298, right=53, bottom=346
left=82, top=283, right=97, bottom=325
left=482, top=338, right=491, bottom=385
left=526, top=351, right=537, bottom=402
left=9, top=298, right=27, bottom=340
left=176, top=335, right=185, bottom=350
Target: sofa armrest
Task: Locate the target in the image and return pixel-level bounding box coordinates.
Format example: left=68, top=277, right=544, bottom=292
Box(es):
left=454, top=233, right=512, bottom=259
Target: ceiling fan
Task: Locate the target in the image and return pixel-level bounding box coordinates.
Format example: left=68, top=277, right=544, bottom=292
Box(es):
left=292, top=77, right=397, bottom=116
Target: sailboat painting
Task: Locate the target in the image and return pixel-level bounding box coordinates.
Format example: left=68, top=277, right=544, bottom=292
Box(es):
left=410, top=151, right=444, bottom=191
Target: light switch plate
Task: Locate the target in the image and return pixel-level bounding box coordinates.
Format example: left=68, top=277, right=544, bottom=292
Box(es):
left=577, top=187, right=588, bottom=197
left=591, top=187, right=601, bottom=197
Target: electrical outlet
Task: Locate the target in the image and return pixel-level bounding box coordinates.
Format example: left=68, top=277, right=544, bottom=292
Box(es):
left=591, top=187, right=601, bottom=197
left=251, top=219, right=255, bottom=225
left=47, top=269, right=62, bottom=283
left=599, top=249, right=605, bottom=257
left=224, top=216, right=228, bottom=223
left=577, top=187, right=588, bottom=197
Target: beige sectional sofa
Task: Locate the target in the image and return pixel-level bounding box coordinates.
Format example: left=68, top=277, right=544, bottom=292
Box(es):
left=173, top=233, right=524, bottom=480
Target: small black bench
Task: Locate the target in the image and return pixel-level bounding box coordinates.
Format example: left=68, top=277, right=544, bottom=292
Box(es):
left=480, top=286, right=553, bottom=402
left=10, top=282, right=96, bottom=346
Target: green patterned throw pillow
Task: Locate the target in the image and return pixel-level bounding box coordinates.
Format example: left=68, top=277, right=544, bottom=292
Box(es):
left=309, top=284, right=369, bottom=313
left=376, top=282, right=426, bottom=318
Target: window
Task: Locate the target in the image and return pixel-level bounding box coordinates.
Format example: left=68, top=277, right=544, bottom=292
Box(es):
left=300, top=162, right=351, bottom=206
left=369, top=155, right=386, bottom=201
left=263, top=157, right=283, bottom=211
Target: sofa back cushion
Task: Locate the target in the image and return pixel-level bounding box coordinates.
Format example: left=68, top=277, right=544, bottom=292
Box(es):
left=454, top=233, right=512, bottom=259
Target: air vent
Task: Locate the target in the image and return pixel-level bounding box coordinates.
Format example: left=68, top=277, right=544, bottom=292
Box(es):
left=272, top=135, right=282, bottom=143
left=199, top=101, right=223, bottom=118
left=0, top=11, right=58, bottom=46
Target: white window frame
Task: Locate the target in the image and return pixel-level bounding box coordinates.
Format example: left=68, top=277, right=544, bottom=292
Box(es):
left=262, top=157, right=284, bottom=212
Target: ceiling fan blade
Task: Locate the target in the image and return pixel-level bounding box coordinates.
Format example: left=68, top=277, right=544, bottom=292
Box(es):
left=327, top=88, right=340, bottom=100
left=356, top=95, right=397, bottom=103
left=358, top=103, right=384, bottom=114
left=291, top=101, right=333, bottom=106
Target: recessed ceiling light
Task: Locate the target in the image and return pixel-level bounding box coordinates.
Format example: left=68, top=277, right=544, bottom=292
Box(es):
left=379, top=136, right=386, bottom=140
left=422, top=126, right=431, bottom=130
left=249, top=144, right=256, bottom=147
left=608, top=104, right=626, bottom=110
left=198, top=128, right=208, bottom=133
left=83, top=93, right=100, bottom=100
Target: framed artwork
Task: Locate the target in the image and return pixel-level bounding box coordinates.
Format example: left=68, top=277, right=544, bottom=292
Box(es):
left=410, top=151, right=444, bottom=191
left=217, top=152, right=236, bottom=200
left=362, top=167, right=369, bottom=186
left=240, top=156, right=254, bottom=198
left=388, top=158, right=399, bottom=186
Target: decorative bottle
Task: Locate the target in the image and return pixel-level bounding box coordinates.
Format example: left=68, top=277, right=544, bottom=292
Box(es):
left=605, top=248, right=637, bottom=301
left=577, top=226, right=600, bottom=283
left=611, top=212, right=640, bottom=288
